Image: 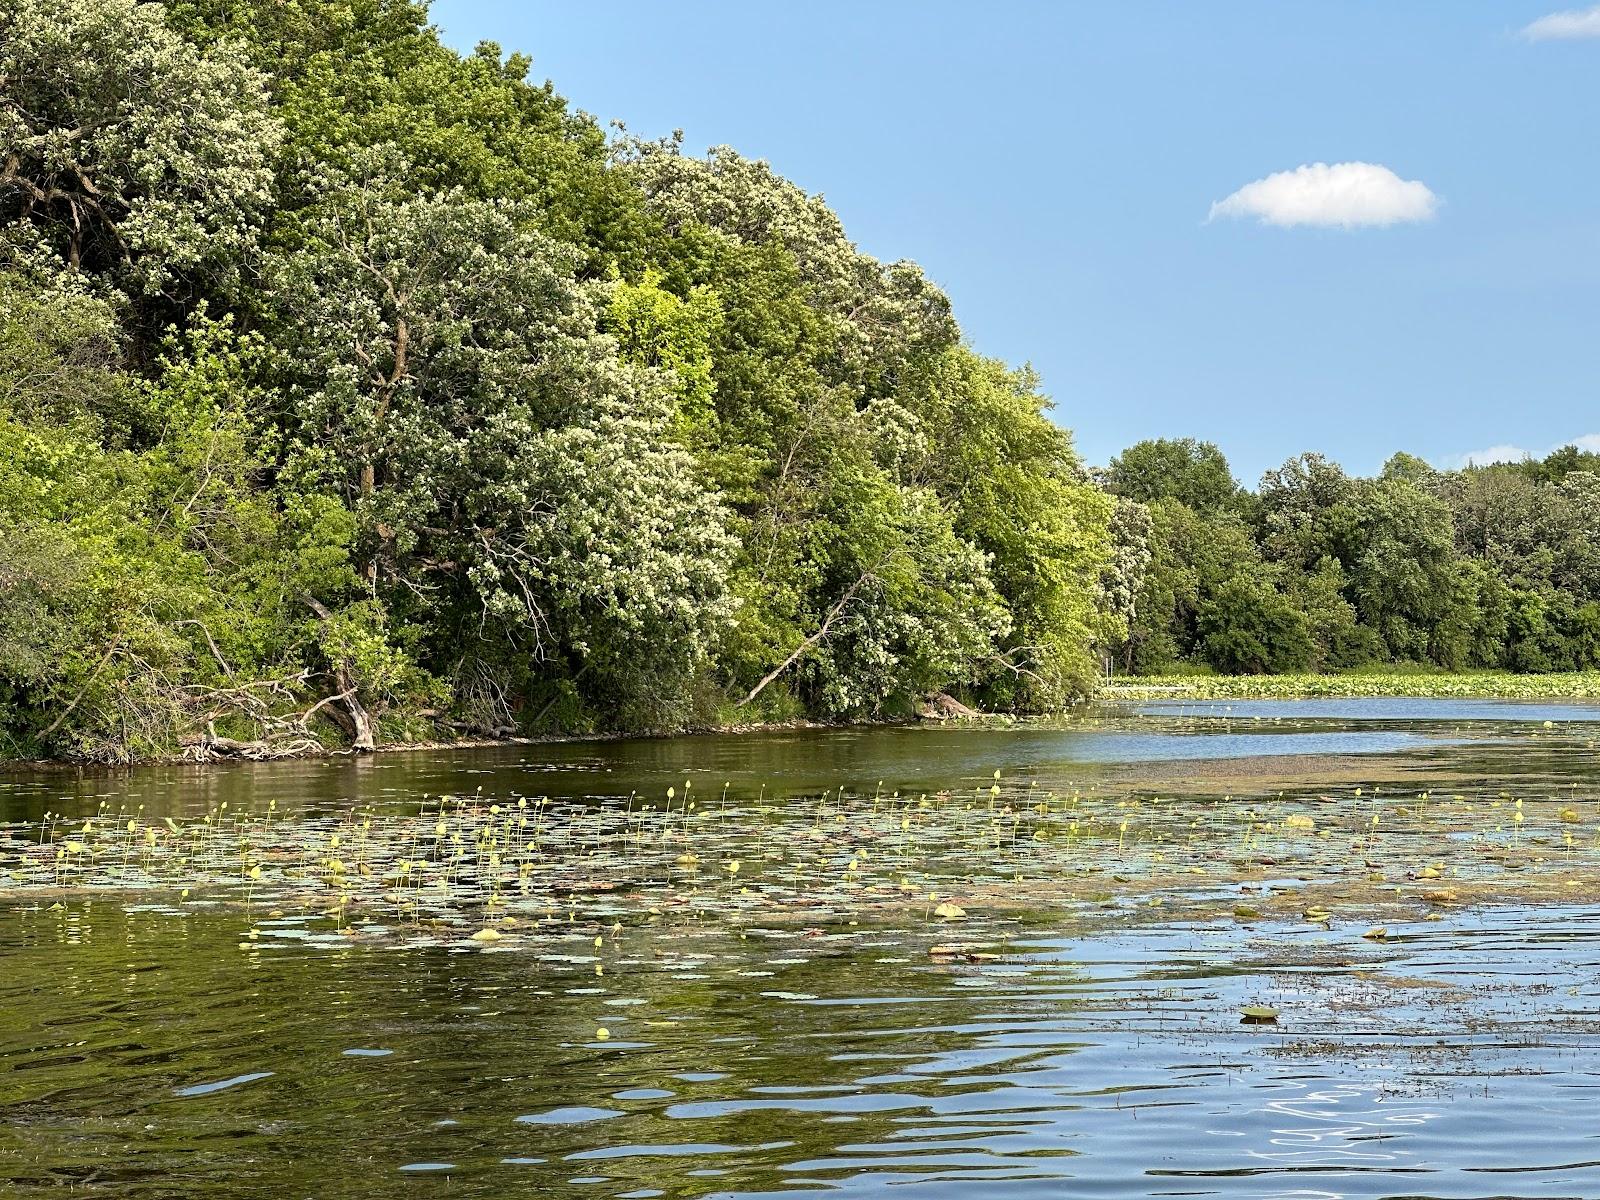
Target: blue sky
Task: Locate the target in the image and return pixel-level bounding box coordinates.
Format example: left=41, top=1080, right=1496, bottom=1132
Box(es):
left=432, top=1, right=1600, bottom=485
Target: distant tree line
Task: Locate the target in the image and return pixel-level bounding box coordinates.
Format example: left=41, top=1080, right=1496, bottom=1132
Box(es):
left=1103, top=438, right=1600, bottom=676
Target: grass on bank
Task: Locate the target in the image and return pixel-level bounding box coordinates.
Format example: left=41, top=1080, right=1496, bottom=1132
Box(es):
left=1106, top=670, right=1600, bottom=700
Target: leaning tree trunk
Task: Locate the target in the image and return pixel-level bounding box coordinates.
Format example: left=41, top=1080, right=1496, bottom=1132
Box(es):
left=302, top=596, right=376, bottom=752
left=739, top=564, right=880, bottom=708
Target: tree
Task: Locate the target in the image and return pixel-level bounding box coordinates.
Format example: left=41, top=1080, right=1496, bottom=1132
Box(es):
left=915, top=351, right=1114, bottom=707
left=266, top=162, right=736, bottom=728
left=1198, top=575, right=1314, bottom=674
left=0, top=0, right=281, bottom=298
left=1099, top=498, right=1153, bottom=674
left=0, top=273, right=326, bottom=759
left=617, top=140, right=1109, bottom=715
left=1106, top=437, right=1240, bottom=513
left=1335, top=478, right=1460, bottom=660
left=166, top=0, right=644, bottom=272
left=0, top=0, right=1139, bottom=756
left=1119, top=499, right=1263, bottom=673
left=1380, top=451, right=1435, bottom=484
left=608, top=267, right=723, bottom=441
left=1557, top=472, right=1600, bottom=601
left=1531, top=443, right=1600, bottom=484
left=1257, top=452, right=1353, bottom=569
left=1289, top=557, right=1376, bottom=669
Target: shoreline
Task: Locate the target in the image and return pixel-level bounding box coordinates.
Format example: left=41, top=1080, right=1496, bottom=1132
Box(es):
left=1105, top=670, right=1600, bottom=701
left=10, top=672, right=1600, bottom=770
left=0, top=712, right=996, bottom=774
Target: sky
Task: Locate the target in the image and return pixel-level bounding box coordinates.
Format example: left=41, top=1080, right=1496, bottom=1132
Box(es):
left=432, top=1, right=1600, bottom=484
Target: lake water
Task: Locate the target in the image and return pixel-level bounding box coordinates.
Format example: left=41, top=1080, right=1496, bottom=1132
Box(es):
left=1, top=697, right=1549, bottom=824
left=4, top=700, right=1600, bottom=1198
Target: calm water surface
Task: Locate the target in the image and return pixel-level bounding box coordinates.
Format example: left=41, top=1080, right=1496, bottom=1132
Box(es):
left=4, top=700, right=1600, bottom=1198
left=0, top=702, right=1526, bottom=825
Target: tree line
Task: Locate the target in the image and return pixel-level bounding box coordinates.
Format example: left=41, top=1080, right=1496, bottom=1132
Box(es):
left=1104, top=439, right=1600, bottom=677
left=0, top=0, right=1117, bottom=760
left=3, top=1, right=1589, bottom=763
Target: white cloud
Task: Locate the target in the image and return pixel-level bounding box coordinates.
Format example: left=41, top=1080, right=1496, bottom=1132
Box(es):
left=1522, top=5, right=1600, bottom=40
left=1450, top=434, right=1600, bottom=468
left=1208, top=162, right=1439, bottom=229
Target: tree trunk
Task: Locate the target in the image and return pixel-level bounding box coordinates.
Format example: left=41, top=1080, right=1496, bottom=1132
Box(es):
left=301, top=596, right=376, bottom=752
left=335, top=666, right=376, bottom=751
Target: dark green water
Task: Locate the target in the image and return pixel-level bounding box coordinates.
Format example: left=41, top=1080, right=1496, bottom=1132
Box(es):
left=7, top=901, right=1600, bottom=1198
left=5, top=703, right=1600, bottom=1198
left=4, top=697, right=1562, bottom=824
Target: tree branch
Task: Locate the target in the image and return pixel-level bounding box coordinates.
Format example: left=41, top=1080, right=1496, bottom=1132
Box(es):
left=739, top=560, right=883, bottom=707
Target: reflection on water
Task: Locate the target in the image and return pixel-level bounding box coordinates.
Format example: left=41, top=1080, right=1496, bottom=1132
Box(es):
left=0, top=700, right=1548, bottom=825
left=4, top=699, right=1600, bottom=1197
left=1037, top=728, right=1466, bottom=762
left=4, top=903, right=1599, bottom=1198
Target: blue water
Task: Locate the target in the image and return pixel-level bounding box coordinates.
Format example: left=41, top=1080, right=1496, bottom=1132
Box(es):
left=1058, top=728, right=1464, bottom=762
left=8, top=901, right=1597, bottom=1198
left=6, top=699, right=1600, bottom=1197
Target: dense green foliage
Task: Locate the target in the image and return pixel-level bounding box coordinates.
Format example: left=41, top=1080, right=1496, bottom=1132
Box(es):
left=1106, top=439, right=1600, bottom=678
left=5, top=0, right=1590, bottom=761
left=0, top=0, right=1115, bottom=759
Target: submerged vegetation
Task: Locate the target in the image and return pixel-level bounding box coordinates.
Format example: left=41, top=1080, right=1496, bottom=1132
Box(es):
left=6, top=736, right=1599, bottom=946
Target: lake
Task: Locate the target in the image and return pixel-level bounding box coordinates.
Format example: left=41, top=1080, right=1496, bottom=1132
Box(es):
left=4, top=699, right=1600, bottom=1198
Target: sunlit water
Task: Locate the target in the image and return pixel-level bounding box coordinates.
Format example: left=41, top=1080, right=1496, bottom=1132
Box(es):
left=4, top=701, right=1600, bottom=1198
